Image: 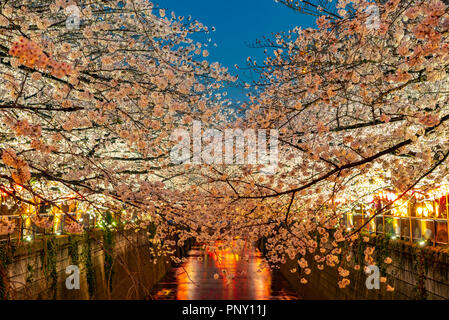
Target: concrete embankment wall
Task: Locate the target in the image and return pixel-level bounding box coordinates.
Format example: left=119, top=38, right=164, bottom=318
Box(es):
left=258, top=235, right=449, bottom=300
left=0, top=231, right=194, bottom=300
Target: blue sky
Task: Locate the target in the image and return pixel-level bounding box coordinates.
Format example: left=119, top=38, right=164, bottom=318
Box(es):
left=155, top=0, right=317, bottom=102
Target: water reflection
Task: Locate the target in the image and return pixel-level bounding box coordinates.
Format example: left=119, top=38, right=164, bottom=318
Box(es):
left=152, top=242, right=300, bottom=300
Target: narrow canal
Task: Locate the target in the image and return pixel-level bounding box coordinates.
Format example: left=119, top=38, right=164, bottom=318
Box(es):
left=151, top=242, right=300, bottom=300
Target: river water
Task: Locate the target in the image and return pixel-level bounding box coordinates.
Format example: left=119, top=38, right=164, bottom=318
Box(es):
left=151, top=242, right=300, bottom=300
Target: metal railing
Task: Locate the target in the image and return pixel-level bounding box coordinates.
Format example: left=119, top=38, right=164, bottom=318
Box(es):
left=344, top=211, right=449, bottom=246
left=0, top=212, right=97, bottom=243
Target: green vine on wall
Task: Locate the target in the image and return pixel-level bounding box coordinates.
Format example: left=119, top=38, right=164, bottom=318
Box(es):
left=374, top=234, right=390, bottom=277
left=82, top=233, right=95, bottom=299
left=0, top=242, right=12, bottom=300
left=40, top=236, right=57, bottom=300
left=353, top=237, right=366, bottom=267
left=413, top=248, right=428, bottom=300
left=103, top=212, right=115, bottom=294
left=26, top=264, right=35, bottom=287
left=68, top=236, right=79, bottom=266
left=25, top=244, right=36, bottom=288
left=148, top=222, right=157, bottom=240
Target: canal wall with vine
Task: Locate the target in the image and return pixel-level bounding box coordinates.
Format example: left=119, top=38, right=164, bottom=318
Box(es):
left=0, top=230, right=194, bottom=300
left=258, top=234, right=449, bottom=300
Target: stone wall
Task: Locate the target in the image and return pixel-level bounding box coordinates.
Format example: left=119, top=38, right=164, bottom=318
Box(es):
left=258, top=235, right=449, bottom=300
left=0, top=231, right=194, bottom=300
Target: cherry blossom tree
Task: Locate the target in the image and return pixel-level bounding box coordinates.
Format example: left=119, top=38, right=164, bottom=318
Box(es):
left=0, top=0, right=233, bottom=223
left=175, top=0, right=449, bottom=288
left=1, top=0, right=449, bottom=295
left=0, top=0, right=236, bottom=296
